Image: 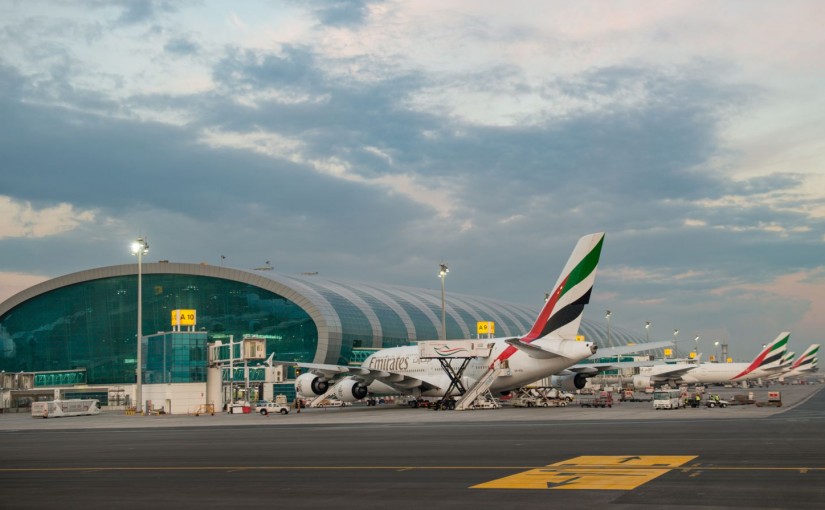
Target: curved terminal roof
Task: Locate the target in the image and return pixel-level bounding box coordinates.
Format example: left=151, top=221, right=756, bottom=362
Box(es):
left=0, top=262, right=653, bottom=364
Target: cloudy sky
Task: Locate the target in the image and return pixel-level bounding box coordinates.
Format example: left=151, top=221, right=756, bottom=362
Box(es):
left=1, top=0, right=824, bottom=360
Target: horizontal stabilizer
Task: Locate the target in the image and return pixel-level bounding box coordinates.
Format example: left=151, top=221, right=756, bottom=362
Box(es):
left=504, top=338, right=563, bottom=359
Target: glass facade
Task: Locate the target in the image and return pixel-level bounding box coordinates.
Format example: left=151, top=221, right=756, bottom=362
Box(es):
left=144, top=332, right=209, bottom=384
left=0, top=273, right=317, bottom=384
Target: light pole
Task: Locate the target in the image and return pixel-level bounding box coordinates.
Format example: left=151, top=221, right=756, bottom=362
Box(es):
left=694, top=336, right=700, bottom=359
left=439, top=263, right=449, bottom=341
left=673, top=329, right=679, bottom=358
left=131, top=237, right=149, bottom=414
left=645, top=321, right=651, bottom=343
left=714, top=341, right=720, bottom=363
left=605, top=310, right=612, bottom=348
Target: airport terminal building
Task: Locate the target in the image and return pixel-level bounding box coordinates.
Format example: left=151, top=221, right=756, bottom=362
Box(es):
left=0, top=262, right=645, bottom=413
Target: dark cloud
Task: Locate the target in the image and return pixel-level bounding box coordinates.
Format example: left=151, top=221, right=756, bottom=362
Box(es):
left=164, top=37, right=200, bottom=56
left=301, top=0, right=377, bottom=27
left=101, top=0, right=180, bottom=26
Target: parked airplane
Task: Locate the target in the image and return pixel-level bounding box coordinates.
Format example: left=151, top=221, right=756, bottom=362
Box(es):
left=549, top=340, right=674, bottom=391
left=782, top=344, right=819, bottom=379
left=632, top=332, right=789, bottom=388
left=295, top=232, right=605, bottom=403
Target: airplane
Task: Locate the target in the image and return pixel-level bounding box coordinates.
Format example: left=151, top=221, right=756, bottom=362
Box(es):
left=294, top=232, right=605, bottom=404
left=548, top=340, right=675, bottom=391
left=781, top=344, right=819, bottom=380
left=632, top=332, right=789, bottom=388
left=765, top=349, right=796, bottom=381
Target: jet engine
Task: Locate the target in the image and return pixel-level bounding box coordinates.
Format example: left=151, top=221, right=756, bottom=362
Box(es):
left=334, top=378, right=369, bottom=402
left=632, top=375, right=653, bottom=390
left=550, top=373, right=589, bottom=391
left=295, top=373, right=329, bottom=397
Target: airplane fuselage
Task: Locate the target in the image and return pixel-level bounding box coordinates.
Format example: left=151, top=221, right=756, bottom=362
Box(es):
left=362, top=337, right=595, bottom=397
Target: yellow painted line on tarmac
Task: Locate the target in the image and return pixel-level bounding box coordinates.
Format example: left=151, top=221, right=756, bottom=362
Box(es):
left=473, top=456, right=697, bottom=491
left=0, top=466, right=529, bottom=473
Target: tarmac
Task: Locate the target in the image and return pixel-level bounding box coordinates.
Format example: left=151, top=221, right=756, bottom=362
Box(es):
left=1, top=383, right=820, bottom=430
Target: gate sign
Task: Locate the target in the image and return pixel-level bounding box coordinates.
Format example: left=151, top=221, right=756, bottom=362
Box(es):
left=477, top=321, right=495, bottom=335
left=171, top=309, right=197, bottom=327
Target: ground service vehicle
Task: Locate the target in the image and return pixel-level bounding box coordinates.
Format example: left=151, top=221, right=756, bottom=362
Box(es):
left=580, top=391, right=613, bottom=408
left=511, top=396, right=537, bottom=407
left=31, top=399, right=101, bottom=418
left=653, top=389, right=683, bottom=410
left=706, top=395, right=729, bottom=408
left=255, top=402, right=290, bottom=415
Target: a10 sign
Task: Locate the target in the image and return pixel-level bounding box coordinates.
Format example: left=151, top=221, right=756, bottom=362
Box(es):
left=171, top=309, right=197, bottom=327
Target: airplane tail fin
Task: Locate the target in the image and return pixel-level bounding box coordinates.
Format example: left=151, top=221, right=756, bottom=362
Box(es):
left=522, top=232, right=604, bottom=342
left=732, top=332, right=789, bottom=380
left=791, top=344, right=820, bottom=370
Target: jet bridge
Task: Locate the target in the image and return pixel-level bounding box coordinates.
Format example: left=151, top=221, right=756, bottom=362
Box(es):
left=417, top=341, right=494, bottom=409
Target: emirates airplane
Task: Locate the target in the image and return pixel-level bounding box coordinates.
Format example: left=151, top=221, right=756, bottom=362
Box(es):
left=779, top=344, right=820, bottom=380
left=633, top=332, right=789, bottom=388
left=295, top=232, right=605, bottom=404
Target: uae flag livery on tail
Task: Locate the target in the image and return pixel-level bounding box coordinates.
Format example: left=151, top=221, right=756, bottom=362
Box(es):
left=495, top=232, right=604, bottom=366
left=732, top=332, right=789, bottom=380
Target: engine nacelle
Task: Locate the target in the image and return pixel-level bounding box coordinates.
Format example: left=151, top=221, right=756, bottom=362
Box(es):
left=295, top=373, right=329, bottom=397
left=550, top=373, right=589, bottom=391
left=334, top=378, right=369, bottom=402
left=632, top=375, right=653, bottom=390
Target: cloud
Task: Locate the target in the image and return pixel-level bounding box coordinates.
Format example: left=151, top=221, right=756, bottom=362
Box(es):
left=1, top=1, right=825, bottom=358
left=0, top=196, right=97, bottom=240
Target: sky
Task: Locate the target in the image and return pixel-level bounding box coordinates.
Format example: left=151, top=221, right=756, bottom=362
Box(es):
left=1, top=0, right=824, bottom=361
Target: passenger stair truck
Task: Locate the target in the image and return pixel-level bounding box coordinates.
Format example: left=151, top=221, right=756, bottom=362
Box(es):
left=454, top=365, right=505, bottom=410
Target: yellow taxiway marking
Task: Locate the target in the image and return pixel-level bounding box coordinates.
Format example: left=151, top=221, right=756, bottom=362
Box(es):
left=473, top=456, right=697, bottom=491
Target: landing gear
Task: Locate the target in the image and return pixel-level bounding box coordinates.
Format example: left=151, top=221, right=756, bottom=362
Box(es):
left=431, top=398, right=456, bottom=411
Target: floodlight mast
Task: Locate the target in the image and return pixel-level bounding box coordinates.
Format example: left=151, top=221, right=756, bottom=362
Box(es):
left=131, top=237, right=149, bottom=414
left=439, top=263, right=449, bottom=341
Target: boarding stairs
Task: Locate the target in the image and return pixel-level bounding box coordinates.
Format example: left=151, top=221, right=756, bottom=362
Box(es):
left=306, top=379, right=343, bottom=408
left=454, top=366, right=504, bottom=411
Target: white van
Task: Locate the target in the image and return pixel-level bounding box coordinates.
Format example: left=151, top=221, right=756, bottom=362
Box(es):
left=653, top=389, right=683, bottom=410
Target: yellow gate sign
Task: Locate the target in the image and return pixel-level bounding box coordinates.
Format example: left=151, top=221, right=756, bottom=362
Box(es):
left=477, top=321, right=495, bottom=335
left=171, top=309, right=197, bottom=327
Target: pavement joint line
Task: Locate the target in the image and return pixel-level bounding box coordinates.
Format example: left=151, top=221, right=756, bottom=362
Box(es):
left=2, top=465, right=825, bottom=473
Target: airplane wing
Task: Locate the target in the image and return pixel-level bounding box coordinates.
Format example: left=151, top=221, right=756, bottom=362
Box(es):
left=564, top=359, right=666, bottom=376
left=296, top=362, right=435, bottom=391
left=554, top=341, right=675, bottom=378
left=596, top=340, right=673, bottom=358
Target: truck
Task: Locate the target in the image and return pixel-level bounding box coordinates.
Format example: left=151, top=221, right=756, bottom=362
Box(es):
left=31, top=399, right=101, bottom=419
left=579, top=391, right=613, bottom=408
